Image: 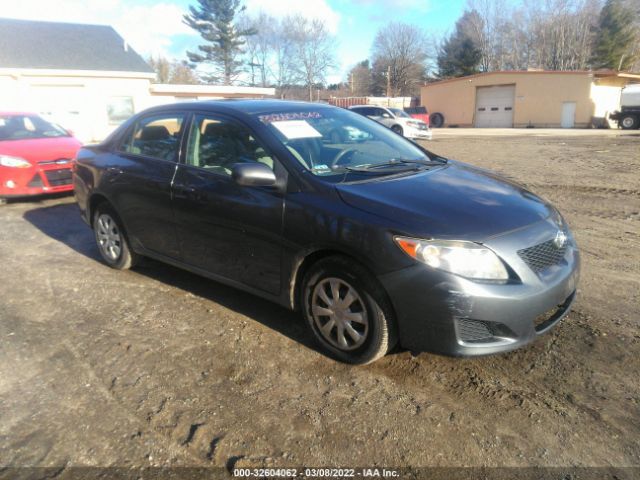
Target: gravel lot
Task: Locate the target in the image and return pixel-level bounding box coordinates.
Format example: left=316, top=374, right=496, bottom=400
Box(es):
left=1, top=132, right=639, bottom=476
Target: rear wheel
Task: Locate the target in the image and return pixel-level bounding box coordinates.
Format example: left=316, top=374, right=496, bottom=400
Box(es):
left=301, top=256, right=397, bottom=364
left=391, top=125, right=404, bottom=136
left=93, top=204, right=138, bottom=270
left=430, top=112, right=444, bottom=128
left=620, top=114, right=639, bottom=130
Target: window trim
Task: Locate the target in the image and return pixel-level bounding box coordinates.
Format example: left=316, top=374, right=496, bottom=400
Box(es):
left=181, top=110, right=280, bottom=178
left=115, top=110, right=188, bottom=164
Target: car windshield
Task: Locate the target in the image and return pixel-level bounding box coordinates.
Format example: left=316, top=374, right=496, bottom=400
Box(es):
left=258, top=107, right=441, bottom=180
left=389, top=108, right=411, bottom=118
left=0, top=115, right=69, bottom=141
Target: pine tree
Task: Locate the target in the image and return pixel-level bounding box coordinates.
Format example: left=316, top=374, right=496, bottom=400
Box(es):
left=591, top=0, right=637, bottom=70
left=437, top=11, right=482, bottom=78
left=183, top=0, right=255, bottom=85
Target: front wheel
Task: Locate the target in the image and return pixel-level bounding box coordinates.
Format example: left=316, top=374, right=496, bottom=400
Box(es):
left=391, top=125, right=404, bottom=136
left=620, top=114, right=639, bottom=130
left=301, top=256, right=397, bottom=364
left=93, top=204, right=138, bottom=270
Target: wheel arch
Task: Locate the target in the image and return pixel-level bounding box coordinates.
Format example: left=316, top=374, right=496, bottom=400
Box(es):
left=289, top=247, right=395, bottom=316
left=88, top=193, right=111, bottom=228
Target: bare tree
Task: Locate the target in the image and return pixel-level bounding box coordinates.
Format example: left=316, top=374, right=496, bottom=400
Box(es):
left=148, top=56, right=201, bottom=84
left=170, top=61, right=201, bottom=84
left=273, top=16, right=304, bottom=97
left=147, top=56, right=172, bottom=83
left=463, top=0, right=602, bottom=72
left=287, top=15, right=336, bottom=101
left=239, top=11, right=275, bottom=87
left=371, top=22, right=431, bottom=96
left=348, top=60, right=373, bottom=96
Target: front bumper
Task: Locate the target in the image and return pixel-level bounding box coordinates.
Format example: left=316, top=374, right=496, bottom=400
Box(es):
left=378, top=220, right=580, bottom=356
left=0, top=165, right=74, bottom=197
left=405, top=125, right=432, bottom=140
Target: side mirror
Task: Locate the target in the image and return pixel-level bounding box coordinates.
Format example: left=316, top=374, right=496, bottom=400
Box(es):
left=232, top=162, right=277, bottom=187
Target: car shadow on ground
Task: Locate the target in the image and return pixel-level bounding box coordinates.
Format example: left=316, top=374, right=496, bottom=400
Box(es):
left=23, top=200, right=321, bottom=355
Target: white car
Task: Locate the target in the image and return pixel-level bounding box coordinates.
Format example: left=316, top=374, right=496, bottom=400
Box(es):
left=349, top=105, right=432, bottom=140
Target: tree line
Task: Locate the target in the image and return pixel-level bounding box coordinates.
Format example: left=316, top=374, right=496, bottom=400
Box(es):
left=148, top=0, right=639, bottom=99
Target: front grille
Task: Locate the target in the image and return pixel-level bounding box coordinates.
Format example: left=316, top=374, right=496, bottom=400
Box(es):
left=44, top=169, right=73, bottom=186
left=518, top=238, right=567, bottom=273
left=457, top=318, right=493, bottom=342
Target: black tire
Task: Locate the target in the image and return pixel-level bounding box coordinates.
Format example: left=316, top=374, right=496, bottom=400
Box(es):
left=620, top=114, right=639, bottom=130
left=391, top=125, right=404, bottom=136
left=93, top=203, right=138, bottom=270
left=301, top=255, right=397, bottom=364
left=430, top=112, right=444, bottom=128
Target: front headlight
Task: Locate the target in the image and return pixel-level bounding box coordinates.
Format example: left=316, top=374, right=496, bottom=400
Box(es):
left=394, top=236, right=509, bottom=281
left=0, top=155, right=31, bottom=168
left=406, top=120, right=423, bottom=128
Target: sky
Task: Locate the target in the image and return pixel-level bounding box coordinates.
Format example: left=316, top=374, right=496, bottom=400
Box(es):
left=1, top=0, right=468, bottom=83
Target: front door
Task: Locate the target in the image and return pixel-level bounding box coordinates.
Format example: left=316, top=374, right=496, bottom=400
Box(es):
left=172, top=113, right=285, bottom=295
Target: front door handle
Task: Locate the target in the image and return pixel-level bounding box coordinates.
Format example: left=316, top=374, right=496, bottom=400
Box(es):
left=173, top=184, right=197, bottom=199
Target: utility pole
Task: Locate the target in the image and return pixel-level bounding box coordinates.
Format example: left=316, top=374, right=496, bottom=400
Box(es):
left=385, top=66, right=390, bottom=97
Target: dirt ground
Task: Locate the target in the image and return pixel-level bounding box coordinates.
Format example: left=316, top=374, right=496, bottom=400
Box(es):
left=1, top=132, right=639, bottom=477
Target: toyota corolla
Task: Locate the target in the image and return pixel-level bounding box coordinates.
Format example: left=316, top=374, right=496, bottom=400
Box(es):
left=74, top=100, right=580, bottom=364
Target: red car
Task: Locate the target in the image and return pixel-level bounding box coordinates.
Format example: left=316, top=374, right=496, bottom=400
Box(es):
left=404, top=106, right=430, bottom=126
left=0, top=112, right=81, bottom=203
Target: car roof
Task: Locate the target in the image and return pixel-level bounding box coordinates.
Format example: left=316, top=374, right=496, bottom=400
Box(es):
left=145, top=99, right=337, bottom=117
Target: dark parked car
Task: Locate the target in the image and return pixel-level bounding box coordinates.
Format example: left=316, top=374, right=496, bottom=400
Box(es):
left=74, top=100, right=580, bottom=364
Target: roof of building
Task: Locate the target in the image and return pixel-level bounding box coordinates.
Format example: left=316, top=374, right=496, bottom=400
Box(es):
left=422, top=69, right=640, bottom=87
left=0, top=18, right=154, bottom=74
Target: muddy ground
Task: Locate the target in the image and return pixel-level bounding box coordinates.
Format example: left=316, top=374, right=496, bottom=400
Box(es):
left=0, top=132, right=639, bottom=476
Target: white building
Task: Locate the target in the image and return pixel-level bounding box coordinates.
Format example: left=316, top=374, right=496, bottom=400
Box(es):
left=0, top=18, right=275, bottom=143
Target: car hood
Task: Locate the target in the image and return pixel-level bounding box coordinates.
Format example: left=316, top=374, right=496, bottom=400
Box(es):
left=336, top=161, right=554, bottom=240
left=0, top=136, right=82, bottom=164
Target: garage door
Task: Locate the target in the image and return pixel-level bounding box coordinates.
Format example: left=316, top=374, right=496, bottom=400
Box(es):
left=474, top=85, right=515, bottom=128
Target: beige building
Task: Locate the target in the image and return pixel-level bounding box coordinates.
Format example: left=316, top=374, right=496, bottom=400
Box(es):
left=0, top=18, right=275, bottom=143
left=421, top=70, right=640, bottom=128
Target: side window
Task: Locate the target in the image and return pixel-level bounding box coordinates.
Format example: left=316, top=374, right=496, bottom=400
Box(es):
left=119, top=113, right=185, bottom=162
left=186, top=115, right=276, bottom=176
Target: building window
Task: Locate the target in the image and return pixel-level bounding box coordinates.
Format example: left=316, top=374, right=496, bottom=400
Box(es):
left=107, top=97, right=134, bottom=125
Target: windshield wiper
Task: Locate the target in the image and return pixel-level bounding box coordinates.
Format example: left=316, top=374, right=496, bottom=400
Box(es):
left=343, top=158, right=443, bottom=173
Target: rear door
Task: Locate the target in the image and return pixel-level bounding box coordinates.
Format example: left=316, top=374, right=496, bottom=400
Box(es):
left=171, top=112, right=285, bottom=295
left=109, top=111, right=186, bottom=258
